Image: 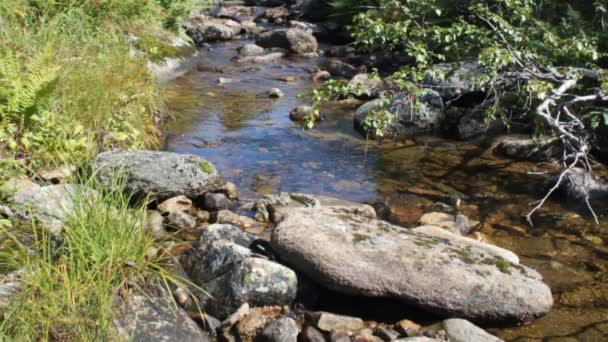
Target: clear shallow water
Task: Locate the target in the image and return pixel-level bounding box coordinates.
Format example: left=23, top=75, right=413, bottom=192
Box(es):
left=164, top=37, right=608, bottom=341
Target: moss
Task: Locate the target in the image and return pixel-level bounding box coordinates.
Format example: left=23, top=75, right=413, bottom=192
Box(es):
left=199, top=161, right=214, bottom=174
left=496, top=259, right=512, bottom=274
left=135, top=34, right=192, bottom=63
left=453, top=249, right=475, bottom=264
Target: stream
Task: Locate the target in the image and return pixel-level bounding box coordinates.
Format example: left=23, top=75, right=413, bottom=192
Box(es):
left=163, top=22, right=608, bottom=341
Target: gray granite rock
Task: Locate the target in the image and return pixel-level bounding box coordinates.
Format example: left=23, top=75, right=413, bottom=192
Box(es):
left=270, top=197, right=552, bottom=323
left=93, top=150, right=223, bottom=202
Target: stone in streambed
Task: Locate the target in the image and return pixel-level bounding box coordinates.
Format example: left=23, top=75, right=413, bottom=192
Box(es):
left=259, top=317, right=299, bottom=342
left=93, top=150, right=223, bottom=202
left=203, top=192, right=235, bottom=211
left=300, top=325, right=326, bottom=342
left=180, top=224, right=297, bottom=319
left=269, top=196, right=552, bottom=323
left=256, top=29, right=318, bottom=54
left=238, top=43, right=265, bottom=58
left=442, top=318, right=503, bottom=342
left=158, top=195, right=192, bottom=213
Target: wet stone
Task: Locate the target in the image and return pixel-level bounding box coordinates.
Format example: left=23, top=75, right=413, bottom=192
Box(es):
left=300, top=325, right=327, bottom=342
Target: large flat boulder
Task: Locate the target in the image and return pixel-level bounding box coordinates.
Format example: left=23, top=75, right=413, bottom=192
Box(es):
left=270, top=199, right=552, bottom=323
left=93, top=151, right=223, bottom=202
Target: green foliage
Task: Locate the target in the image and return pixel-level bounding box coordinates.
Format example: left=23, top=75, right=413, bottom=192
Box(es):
left=318, top=0, right=608, bottom=135
left=0, top=0, right=208, bottom=173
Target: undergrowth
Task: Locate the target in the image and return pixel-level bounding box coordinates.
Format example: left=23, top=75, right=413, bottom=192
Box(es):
left=0, top=175, right=193, bottom=341
left=0, top=0, right=205, bottom=178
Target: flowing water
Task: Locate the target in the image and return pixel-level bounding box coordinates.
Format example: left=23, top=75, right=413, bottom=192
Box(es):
left=164, top=35, right=608, bottom=341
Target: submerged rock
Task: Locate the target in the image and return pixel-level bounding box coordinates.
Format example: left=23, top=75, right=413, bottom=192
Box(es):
left=495, top=135, right=561, bottom=162
left=115, top=294, right=211, bottom=342
left=256, top=29, right=318, bottom=54
left=269, top=196, right=552, bottom=323
left=93, top=150, right=223, bottom=202
left=180, top=224, right=297, bottom=319
left=552, top=167, right=608, bottom=201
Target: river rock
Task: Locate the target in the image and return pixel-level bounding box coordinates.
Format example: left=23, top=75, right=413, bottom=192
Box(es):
left=93, top=150, right=223, bottom=202
left=312, top=70, right=331, bottom=83
left=424, top=62, right=487, bottom=100
left=418, top=212, right=471, bottom=235
left=494, top=135, right=561, bottom=162
left=395, top=320, right=421, bottom=337
left=260, top=6, right=289, bottom=24
left=376, top=326, right=400, bottom=341
left=267, top=88, right=285, bottom=98
left=236, top=306, right=284, bottom=340
left=313, top=312, right=366, bottom=333
left=184, top=15, right=242, bottom=45
left=115, top=294, right=211, bottom=342
left=290, top=105, right=316, bottom=121
left=260, top=317, right=299, bottom=342
left=203, top=192, right=234, bottom=211
left=180, top=224, right=297, bottom=319
left=348, top=73, right=385, bottom=99
left=442, top=104, right=500, bottom=140
left=238, top=43, right=266, bottom=58
left=269, top=198, right=552, bottom=323
left=145, top=210, right=168, bottom=240
left=300, top=325, right=327, bottom=342
left=256, top=29, right=318, bottom=54
left=216, top=210, right=260, bottom=231
left=553, top=167, right=608, bottom=201
left=327, top=60, right=357, bottom=78
left=236, top=52, right=286, bottom=64
left=442, top=319, right=502, bottom=342
left=13, top=184, right=98, bottom=235
left=355, top=90, right=445, bottom=139
left=168, top=211, right=197, bottom=231
left=158, top=195, right=192, bottom=213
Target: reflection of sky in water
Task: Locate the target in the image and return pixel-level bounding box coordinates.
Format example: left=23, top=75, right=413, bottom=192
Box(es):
left=164, top=39, right=379, bottom=201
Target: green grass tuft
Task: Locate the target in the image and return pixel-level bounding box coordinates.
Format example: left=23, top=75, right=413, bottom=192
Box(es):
left=0, top=174, right=192, bottom=340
